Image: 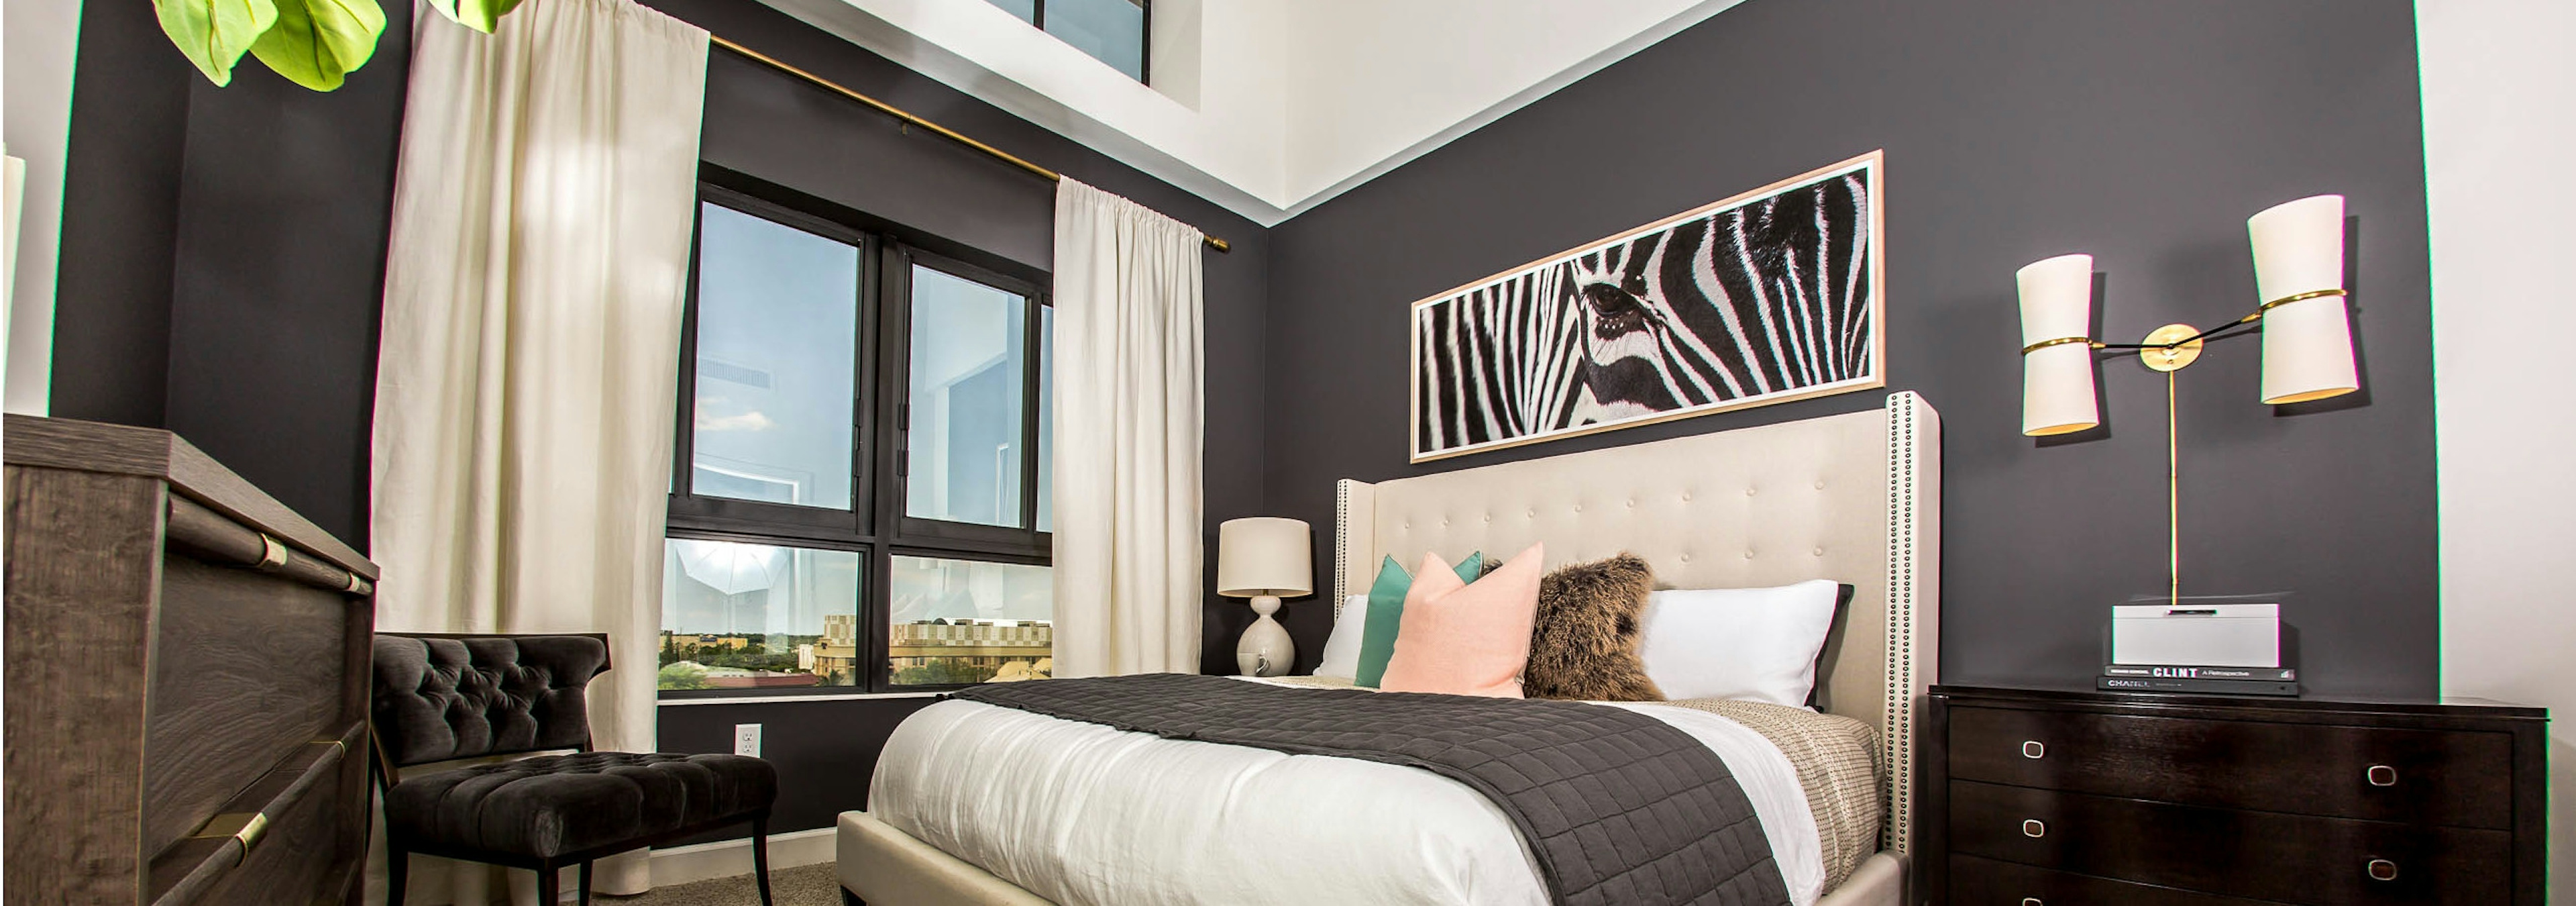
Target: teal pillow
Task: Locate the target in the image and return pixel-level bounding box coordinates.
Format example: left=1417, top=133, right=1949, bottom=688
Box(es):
left=1353, top=551, right=1484, bottom=688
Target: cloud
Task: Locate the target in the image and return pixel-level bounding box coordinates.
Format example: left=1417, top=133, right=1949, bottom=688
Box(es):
left=695, top=405, right=775, bottom=432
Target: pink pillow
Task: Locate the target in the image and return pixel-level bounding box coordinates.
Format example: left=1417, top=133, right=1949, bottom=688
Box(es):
left=1379, top=544, right=1544, bottom=697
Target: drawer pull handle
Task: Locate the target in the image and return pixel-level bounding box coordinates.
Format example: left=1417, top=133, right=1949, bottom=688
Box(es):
left=2367, top=858, right=2398, bottom=881
left=2021, top=899, right=2043, bottom=906
left=2367, top=764, right=2398, bottom=787
left=2021, top=819, right=2046, bottom=838
left=2021, top=740, right=2045, bottom=759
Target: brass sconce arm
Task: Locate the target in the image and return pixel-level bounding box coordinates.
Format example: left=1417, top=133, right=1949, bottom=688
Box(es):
left=2082, top=288, right=2346, bottom=356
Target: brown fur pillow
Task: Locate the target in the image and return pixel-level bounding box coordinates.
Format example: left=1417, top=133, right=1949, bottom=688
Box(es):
left=1523, top=553, right=1664, bottom=701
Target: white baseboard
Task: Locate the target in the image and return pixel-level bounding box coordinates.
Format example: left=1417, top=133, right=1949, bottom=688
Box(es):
left=648, top=825, right=838, bottom=888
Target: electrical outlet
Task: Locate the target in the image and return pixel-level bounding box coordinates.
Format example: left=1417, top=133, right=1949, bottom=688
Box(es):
left=733, top=723, right=761, bottom=758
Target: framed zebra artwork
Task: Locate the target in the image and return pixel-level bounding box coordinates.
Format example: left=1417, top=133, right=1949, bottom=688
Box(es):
left=1410, top=151, right=1884, bottom=462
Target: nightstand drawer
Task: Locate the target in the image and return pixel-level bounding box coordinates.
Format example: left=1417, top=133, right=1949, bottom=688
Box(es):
left=1948, top=705, right=2513, bottom=828
left=1949, top=780, right=2511, bottom=905
left=1951, top=854, right=2292, bottom=905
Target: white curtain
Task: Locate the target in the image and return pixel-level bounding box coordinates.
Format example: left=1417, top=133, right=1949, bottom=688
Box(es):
left=1051, top=179, right=1207, bottom=677
left=367, top=0, right=708, bottom=901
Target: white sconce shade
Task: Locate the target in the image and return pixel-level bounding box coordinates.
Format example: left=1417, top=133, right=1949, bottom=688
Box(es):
left=2017, top=253, right=2098, bottom=436
left=1218, top=517, right=1313, bottom=597
left=2249, top=195, right=2358, bottom=404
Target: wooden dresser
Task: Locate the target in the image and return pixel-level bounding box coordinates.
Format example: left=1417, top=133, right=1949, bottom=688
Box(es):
left=1921, top=685, right=2547, bottom=905
left=4, top=416, right=380, bottom=905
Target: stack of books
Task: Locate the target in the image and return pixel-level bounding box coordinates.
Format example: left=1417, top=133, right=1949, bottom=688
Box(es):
left=2097, top=664, right=2298, bottom=697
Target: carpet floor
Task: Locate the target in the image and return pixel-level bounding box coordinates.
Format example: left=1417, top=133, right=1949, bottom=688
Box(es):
left=598, top=863, right=840, bottom=906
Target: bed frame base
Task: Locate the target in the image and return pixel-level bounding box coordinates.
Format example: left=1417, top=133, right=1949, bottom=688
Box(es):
left=835, top=810, right=1902, bottom=906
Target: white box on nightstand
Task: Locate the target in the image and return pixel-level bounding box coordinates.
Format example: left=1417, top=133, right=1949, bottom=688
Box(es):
left=2111, top=603, right=2279, bottom=667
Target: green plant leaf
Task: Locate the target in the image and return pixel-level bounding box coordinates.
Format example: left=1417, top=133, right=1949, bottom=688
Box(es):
left=427, top=0, right=523, bottom=34
left=154, top=0, right=282, bottom=86
left=249, top=0, right=387, bottom=91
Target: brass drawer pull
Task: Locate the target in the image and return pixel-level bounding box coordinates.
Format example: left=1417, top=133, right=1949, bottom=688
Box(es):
left=2367, top=764, right=2398, bottom=787
left=190, top=811, right=271, bottom=868
left=2021, top=740, right=2045, bottom=759
left=2021, top=899, right=2043, bottom=906
left=2021, top=819, right=2046, bottom=838
left=2367, top=858, right=2398, bottom=881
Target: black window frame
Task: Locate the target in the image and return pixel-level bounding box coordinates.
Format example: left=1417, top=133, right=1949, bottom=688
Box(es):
left=1014, top=0, right=1151, bottom=85
left=662, top=172, right=1054, bottom=699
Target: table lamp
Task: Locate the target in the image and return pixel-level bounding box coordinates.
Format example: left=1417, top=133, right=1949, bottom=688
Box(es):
left=1218, top=517, right=1311, bottom=676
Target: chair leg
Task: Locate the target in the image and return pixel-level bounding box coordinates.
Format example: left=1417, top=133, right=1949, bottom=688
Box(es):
left=751, top=815, right=775, bottom=906
left=536, top=860, right=558, bottom=906
left=385, top=844, right=407, bottom=906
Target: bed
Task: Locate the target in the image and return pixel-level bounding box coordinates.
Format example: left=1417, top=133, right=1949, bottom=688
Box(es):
left=837, top=391, right=1941, bottom=905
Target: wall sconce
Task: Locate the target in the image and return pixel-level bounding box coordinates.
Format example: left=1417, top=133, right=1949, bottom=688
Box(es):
left=2015, top=195, right=2358, bottom=605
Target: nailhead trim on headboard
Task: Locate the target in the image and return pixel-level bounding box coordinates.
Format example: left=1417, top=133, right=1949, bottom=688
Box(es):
left=1334, top=479, right=1358, bottom=617
left=1883, top=389, right=1927, bottom=857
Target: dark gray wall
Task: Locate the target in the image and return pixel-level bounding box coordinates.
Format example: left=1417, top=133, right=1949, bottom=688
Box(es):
left=1260, top=0, right=2436, bottom=698
left=50, top=0, right=412, bottom=547
left=657, top=696, right=934, bottom=842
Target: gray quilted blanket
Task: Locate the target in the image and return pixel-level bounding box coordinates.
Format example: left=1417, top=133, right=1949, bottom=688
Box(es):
left=950, top=673, right=1790, bottom=906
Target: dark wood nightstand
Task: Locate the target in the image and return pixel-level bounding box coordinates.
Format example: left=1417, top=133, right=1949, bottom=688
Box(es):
left=1920, top=685, right=2547, bottom=905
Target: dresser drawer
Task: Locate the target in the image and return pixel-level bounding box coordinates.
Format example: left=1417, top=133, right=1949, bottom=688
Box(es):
left=1948, top=705, right=2512, bottom=828
left=1949, top=780, right=2510, bottom=905
left=1951, top=854, right=2292, bottom=905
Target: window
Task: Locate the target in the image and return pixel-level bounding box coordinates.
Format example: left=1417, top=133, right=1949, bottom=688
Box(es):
left=985, top=0, right=1148, bottom=83
left=663, top=184, right=1053, bottom=697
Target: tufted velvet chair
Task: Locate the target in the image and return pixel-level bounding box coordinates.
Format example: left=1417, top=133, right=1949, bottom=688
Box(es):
left=372, top=633, right=778, bottom=906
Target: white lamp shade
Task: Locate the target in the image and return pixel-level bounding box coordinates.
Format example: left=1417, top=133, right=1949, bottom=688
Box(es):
left=1217, top=517, right=1313, bottom=597
left=2017, top=254, right=2099, bottom=436
left=2249, top=195, right=2357, bottom=404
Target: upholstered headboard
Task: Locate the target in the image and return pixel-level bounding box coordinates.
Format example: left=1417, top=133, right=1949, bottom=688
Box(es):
left=1334, top=391, right=1940, bottom=856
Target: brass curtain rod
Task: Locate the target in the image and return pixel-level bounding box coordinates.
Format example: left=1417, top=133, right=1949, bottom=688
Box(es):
left=709, top=36, right=1233, bottom=254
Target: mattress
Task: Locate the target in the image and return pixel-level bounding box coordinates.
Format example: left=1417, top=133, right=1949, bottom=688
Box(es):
left=867, top=678, right=1884, bottom=906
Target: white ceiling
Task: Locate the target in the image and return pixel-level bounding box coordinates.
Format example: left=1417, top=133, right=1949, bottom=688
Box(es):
left=753, top=0, right=1747, bottom=226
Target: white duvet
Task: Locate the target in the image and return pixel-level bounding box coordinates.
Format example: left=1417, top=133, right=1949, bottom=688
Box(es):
left=867, top=679, right=1829, bottom=906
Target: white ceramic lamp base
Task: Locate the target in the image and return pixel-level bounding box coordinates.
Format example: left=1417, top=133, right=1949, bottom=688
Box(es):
left=1236, top=595, right=1295, bottom=676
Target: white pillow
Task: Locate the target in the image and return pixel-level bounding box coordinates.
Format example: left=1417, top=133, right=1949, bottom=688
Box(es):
left=1638, top=579, right=1843, bottom=707
left=1312, top=595, right=1372, bottom=678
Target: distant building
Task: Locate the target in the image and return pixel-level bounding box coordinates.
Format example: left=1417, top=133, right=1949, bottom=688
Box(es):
left=702, top=669, right=820, bottom=689
left=667, top=632, right=752, bottom=650
left=812, top=614, right=861, bottom=681
left=890, top=619, right=1051, bottom=670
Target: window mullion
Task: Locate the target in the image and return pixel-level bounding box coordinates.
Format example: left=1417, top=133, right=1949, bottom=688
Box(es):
left=867, top=241, right=913, bottom=693
left=672, top=201, right=706, bottom=499
left=1020, top=293, right=1043, bottom=538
